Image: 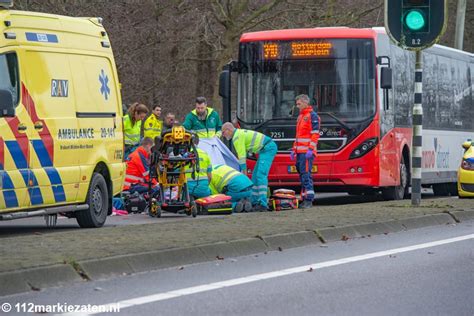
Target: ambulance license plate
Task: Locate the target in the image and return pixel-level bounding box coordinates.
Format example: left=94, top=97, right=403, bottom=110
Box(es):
left=287, top=165, right=317, bottom=173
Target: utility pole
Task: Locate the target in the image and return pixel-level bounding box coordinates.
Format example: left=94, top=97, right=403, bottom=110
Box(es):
left=454, top=0, right=467, bottom=50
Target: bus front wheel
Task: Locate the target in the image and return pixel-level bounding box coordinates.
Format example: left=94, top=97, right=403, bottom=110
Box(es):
left=382, top=156, right=409, bottom=201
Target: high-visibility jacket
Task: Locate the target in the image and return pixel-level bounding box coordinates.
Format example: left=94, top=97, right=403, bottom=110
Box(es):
left=293, top=107, right=320, bottom=154
left=210, top=164, right=242, bottom=193
left=231, top=129, right=271, bottom=171
left=123, top=146, right=155, bottom=190
left=183, top=107, right=222, bottom=138
left=123, top=114, right=142, bottom=146
left=143, top=114, right=163, bottom=140
left=186, top=148, right=212, bottom=181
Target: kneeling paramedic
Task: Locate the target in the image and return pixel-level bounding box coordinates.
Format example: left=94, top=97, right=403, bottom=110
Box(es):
left=187, top=137, right=212, bottom=199
left=221, top=122, right=277, bottom=212
left=291, top=94, right=320, bottom=209
left=209, top=165, right=253, bottom=212
left=123, top=137, right=159, bottom=196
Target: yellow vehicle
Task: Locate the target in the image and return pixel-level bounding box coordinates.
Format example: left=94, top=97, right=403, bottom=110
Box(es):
left=0, top=2, right=125, bottom=227
left=458, top=141, right=474, bottom=198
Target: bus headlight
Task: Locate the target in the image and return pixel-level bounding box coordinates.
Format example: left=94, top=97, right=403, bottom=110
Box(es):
left=350, top=137, right=378, bottom=159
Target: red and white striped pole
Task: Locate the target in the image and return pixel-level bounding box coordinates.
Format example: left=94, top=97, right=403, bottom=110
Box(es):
left=411, top=51, right=423, bottom=206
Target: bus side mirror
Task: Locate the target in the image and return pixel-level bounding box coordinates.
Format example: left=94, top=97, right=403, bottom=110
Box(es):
left=219, top=70, right=230, bottom=99
left=381, top=67, right=392, bottom=89
left=0, top=89, right=15, bottom=117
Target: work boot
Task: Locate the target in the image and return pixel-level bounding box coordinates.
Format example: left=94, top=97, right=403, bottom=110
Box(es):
left=243, top=199, right=253, bottom=212
left=234, top=200, right=245, bottom=213
left=299, top=200, right=313, bottom=209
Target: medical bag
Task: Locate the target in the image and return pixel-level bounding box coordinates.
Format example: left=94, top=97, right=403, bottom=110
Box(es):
left=269, top=189, right=298, bottom=211
left=195, top=194, right=233, bottom=215
left=123, top=192, right=148, bottom=214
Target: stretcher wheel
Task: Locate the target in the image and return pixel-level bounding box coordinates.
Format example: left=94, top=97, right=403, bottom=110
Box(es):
left=149, top=204, right=161, bottom=218
left=191, top=203, right=197, bottom=218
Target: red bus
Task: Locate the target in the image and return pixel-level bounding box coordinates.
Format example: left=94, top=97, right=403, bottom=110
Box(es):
left=219, top=27, right=474, bottom=200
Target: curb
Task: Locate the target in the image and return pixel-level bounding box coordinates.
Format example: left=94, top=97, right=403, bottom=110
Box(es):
left=0, top=212, right=470, bottom=297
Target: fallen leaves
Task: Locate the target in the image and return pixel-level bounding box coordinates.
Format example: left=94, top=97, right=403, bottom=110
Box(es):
left=341, top=235, right=350, bottom=241
left=216, top=255, right=224, bottom=260
left=307, top=267, right=313, bottom=272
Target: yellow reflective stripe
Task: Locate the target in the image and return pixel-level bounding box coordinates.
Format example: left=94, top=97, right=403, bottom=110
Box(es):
left=216, top=170, right=239, bottom=191
left=249, top=131, right=258, bottom=150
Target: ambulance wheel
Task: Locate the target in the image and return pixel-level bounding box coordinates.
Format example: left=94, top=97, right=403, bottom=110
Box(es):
left=76, top=173, right=109, bottom=228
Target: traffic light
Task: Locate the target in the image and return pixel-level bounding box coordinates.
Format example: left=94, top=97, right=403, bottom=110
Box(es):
left=385, top=0, right=447, bottom=50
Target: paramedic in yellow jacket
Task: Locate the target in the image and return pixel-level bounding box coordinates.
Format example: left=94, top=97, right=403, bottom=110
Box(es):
left=221, top=122, right=277, bottom=212
left=142, top=104, right=163, bottom=140
left=186, top=137, right=212, bottom=198
left=123, top=102, right=148, bottom=158
left=209, top=164, right=253, bottom=213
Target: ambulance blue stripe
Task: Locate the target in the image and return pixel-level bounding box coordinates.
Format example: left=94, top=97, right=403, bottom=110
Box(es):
left=44, top=167, right=66, bottom=202
left=32, top=140, right=53, bottom=166
left=1, top=170, right=19, bottom=207
left=4, top=191, right=19, bottom=208
left=32, top=141, right=65, bottom=202
left=19, top=170, right=43, bottom=205
left=5, top=141, right=28, bottom=169
left=1, top=172, right=15, bottom=189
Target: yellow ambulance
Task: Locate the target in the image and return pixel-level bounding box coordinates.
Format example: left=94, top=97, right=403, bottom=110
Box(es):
left=0, top=2, right=126, bottom=227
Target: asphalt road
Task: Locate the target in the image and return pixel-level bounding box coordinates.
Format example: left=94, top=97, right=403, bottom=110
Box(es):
left=0, top=190, right=435, bottom=237
left=2, top=220, right=472, bottom=315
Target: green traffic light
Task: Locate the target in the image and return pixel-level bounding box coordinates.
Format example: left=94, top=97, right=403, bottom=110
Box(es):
left=405, top=10, right=426, bottom=31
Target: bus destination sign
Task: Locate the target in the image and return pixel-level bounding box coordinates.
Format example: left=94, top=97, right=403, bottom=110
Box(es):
left=263, top=41, right=333, bottom=59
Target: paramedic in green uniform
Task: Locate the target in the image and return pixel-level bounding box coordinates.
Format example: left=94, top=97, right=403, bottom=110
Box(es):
left=221, top=122, right=277, bottom=212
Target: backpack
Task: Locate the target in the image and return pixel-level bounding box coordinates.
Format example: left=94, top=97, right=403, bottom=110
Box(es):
left=269, top=189, right=298, bottom=211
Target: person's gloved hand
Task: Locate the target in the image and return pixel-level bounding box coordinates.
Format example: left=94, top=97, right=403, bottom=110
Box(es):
left=290, top=150, right=296, bottom=161
left=305, top=149, right=313, bottom=159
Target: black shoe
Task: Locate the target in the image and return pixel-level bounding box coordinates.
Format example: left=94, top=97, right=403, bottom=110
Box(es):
left=299, top=200, right=313, bottom=209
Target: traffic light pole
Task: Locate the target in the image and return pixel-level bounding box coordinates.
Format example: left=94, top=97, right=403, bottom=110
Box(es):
left=411, top=51, right=423, bottom=206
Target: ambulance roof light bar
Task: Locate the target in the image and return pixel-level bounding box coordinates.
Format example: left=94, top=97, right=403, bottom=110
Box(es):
left=0, top=0, right=13, bottom=9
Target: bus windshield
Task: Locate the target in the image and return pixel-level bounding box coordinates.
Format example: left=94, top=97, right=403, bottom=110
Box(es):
left=237, top=39, right=376, bottom=124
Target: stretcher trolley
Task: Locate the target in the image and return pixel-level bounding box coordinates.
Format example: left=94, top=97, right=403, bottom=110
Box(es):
left=148, top=126, right=199, bottom=217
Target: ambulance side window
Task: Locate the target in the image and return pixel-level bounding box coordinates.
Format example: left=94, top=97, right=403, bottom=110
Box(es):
left=0, top=53, right=19, bottom=107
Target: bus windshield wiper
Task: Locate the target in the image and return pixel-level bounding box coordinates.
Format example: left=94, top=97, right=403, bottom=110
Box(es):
left=252, top=117, right=295, bottom=130
left=319, top=112, right=351, bottom=131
